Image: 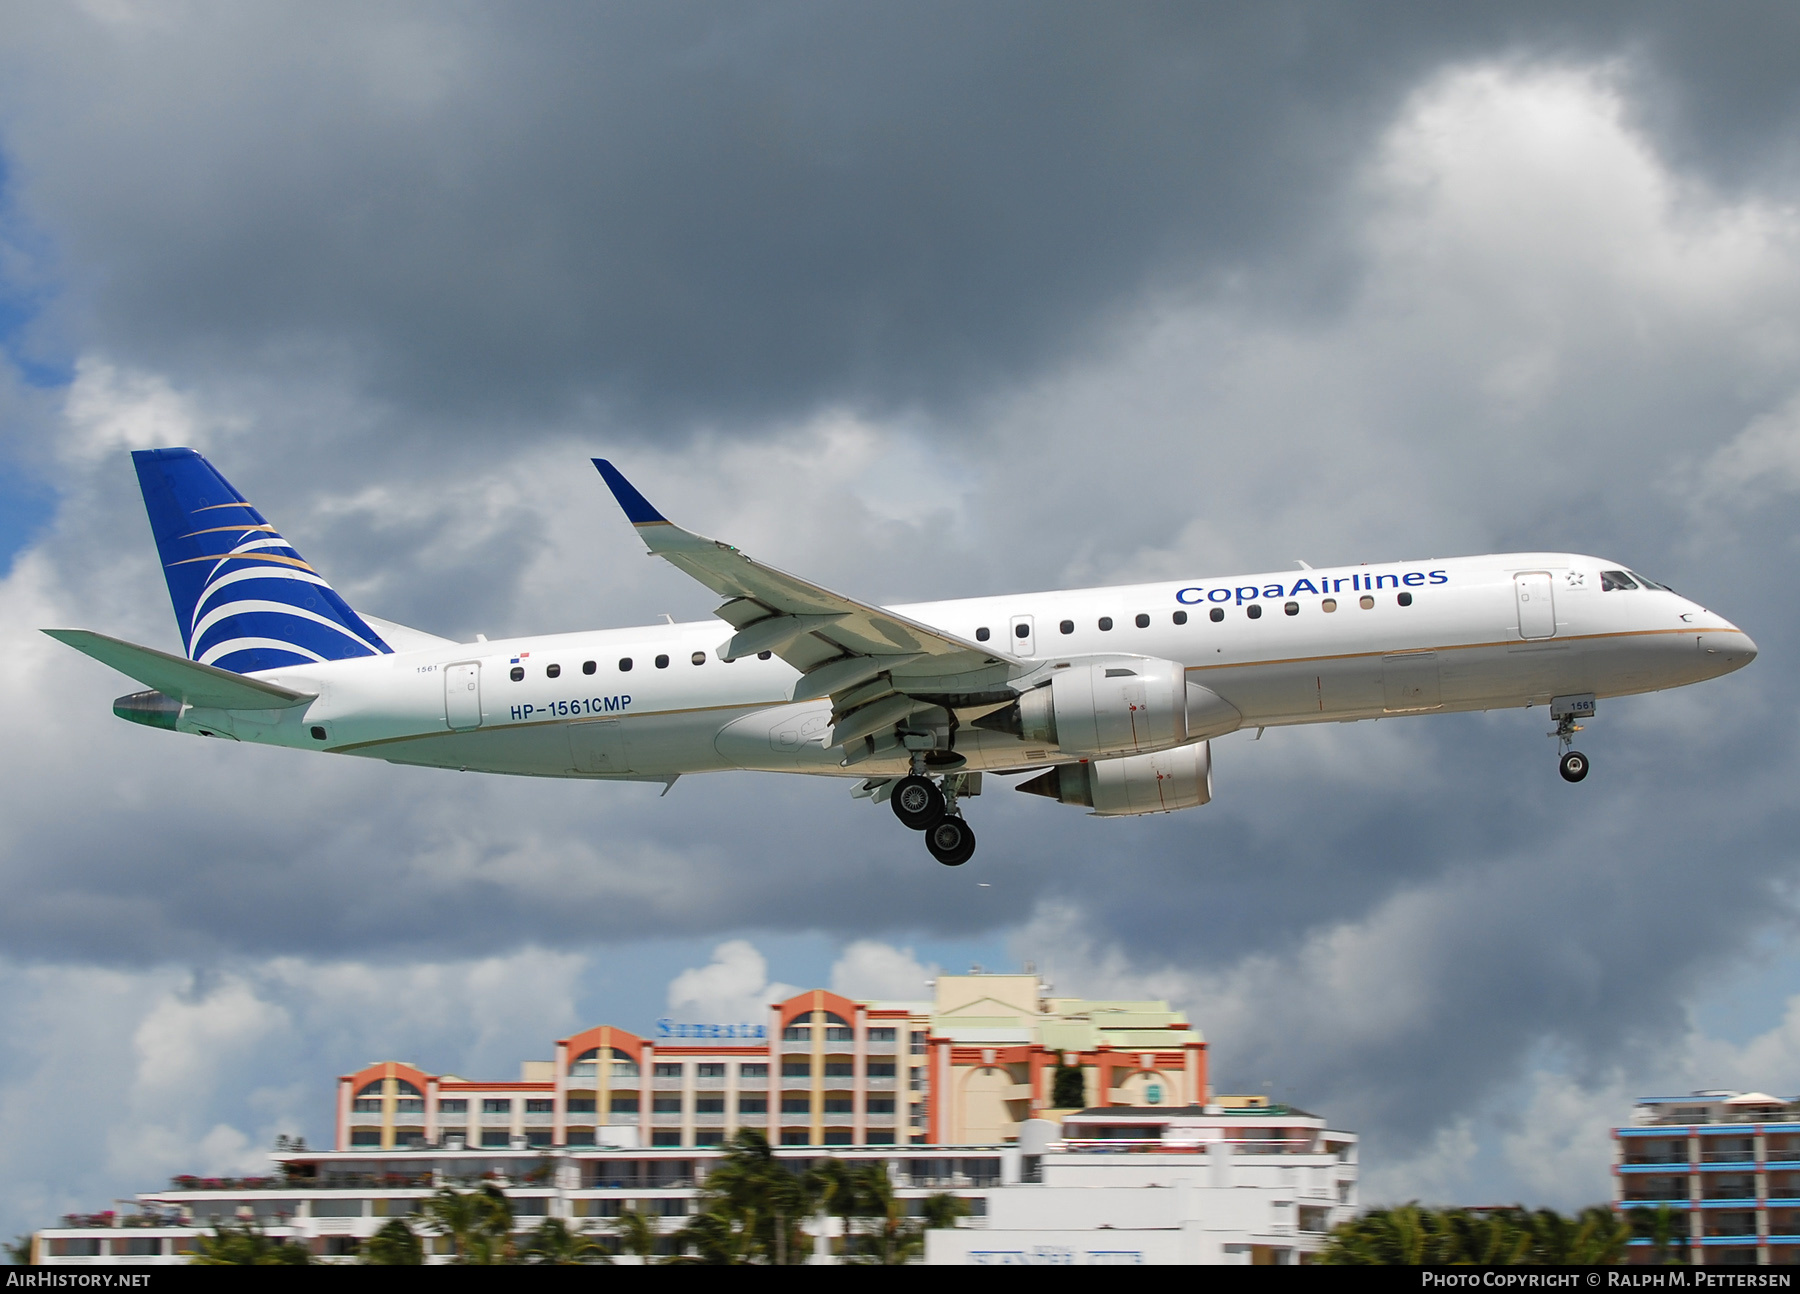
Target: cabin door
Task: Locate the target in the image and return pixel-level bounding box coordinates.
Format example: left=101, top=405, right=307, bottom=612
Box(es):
left=1514, top=572, right=1557, bottom=640
left=444, top=662, right=482, bottom=730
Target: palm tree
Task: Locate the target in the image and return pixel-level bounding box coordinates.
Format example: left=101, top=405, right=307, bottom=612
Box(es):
left=419, top=1184, right=513, bottom=1264
left=190, top=1220, right=311, bottom=1265
left=1323, top=1203, right=1631, bottom=1266
left=361, top=1218, right=423, bottom=1265
left=5, top=1235, right=32, bottom=1265
left=806, top=1157, right=862, bottom=1257
left=1629, top=1203, right=1688, bottom=1264
left=522, top=1217, right=607, bottom=1264
left=920, top=1192, right=969, bottom=1232
left=846, top=1162, right=923, bottom=1266
left=611, top=1207, right=659, bottom=1263
left=671, top=1203, right=762, bottom=1265
left=697, top=1129, right=813, bottom=1263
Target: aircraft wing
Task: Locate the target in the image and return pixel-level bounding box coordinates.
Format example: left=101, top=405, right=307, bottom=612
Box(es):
left=593, top=460, right=1018, bottom=751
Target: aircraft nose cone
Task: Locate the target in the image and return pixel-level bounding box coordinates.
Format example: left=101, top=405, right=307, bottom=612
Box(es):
left=1698, top=624, right=1756, bottom=671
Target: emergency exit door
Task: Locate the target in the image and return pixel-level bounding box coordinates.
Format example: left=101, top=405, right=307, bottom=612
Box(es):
left=1009, top=614, right=1035, bottom=656
left=1514, top=572, right=1557, bottom=640
left=444, top=662, right=482, bottom=730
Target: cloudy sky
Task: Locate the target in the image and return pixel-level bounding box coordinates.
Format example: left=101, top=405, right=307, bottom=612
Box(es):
left=3, top=0, right=1800, bottom=1234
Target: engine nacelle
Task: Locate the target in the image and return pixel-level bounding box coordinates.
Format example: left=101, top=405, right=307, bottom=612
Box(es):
left=974, top=656, right=1240, bottom=757
left=1017, top=741, right=1213, bottom=816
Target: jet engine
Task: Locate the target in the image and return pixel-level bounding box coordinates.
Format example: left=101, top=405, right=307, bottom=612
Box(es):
left=973, top=656, right=1240, bottom=757
left=1017, top=741, right=1213, bottom=816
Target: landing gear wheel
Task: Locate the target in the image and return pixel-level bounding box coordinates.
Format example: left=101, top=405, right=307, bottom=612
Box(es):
left=926, top=815, right=977, bottom=866
left=1559, top=750, right=1590, bottom=783
left=891, top=775, right=945, bottom=830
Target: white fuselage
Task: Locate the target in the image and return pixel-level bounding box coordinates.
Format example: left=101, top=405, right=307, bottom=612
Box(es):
left=180, top=553, right=1755, bottom=782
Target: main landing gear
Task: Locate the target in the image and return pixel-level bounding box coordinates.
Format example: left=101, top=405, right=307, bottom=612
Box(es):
left=889, top=770, right=978, bottom=865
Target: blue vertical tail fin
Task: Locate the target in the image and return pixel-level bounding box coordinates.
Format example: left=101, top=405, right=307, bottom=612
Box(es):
left=130, top=448, right=391, bottom=673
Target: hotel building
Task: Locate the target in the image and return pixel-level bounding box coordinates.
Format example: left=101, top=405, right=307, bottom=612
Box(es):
left=334, top=974, right=1206, bottom=1152
left=1614, top=1090, right=1800, bottom=1265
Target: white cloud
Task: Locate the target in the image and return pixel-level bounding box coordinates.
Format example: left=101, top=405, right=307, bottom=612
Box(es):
left=666, top=941, right=801, bottom=1024
left=829, top=940, right=936, bottom=1002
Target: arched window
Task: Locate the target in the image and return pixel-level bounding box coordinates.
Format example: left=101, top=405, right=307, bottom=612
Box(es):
left=821, top=1011, right=853, bottom=1044
left=571, top=1047, right=639, bottom=1080
left=394, top=1080, right=422, bottom=1097
left=356, top=1080, right=384, bottom=1097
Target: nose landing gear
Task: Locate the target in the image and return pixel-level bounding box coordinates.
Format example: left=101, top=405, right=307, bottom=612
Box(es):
left=1548, top=694, right=1595, bottom=783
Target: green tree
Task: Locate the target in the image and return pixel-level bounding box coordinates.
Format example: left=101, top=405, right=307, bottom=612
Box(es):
left=1628, top=1204, right=1688, bottom=1264
left=523, top=1217, right=607, bottom=1264
left=361, top=1217, right=424, bottom=1265
left=806, top=1157, right=862, bottom=1258
left=921, top=1192, right=969, bottom=1232
left=671, top=1203, right=762, bottom=1265
left=611, top=1207, right=659, bottom=1263
left=1322, top=1203, right=1631, bottom=1266
left=845, top=1161, right=924, bottom=1266
left=692, top=1130, right=812, bottom=1264
left=419, top=1184, right=513, bottom=1264
left=1051, top=1065, right=1086, bottom=1109
left=5, top=1234, right=34, bottom=1265
left=190, top=1220, right=312, bottom=1265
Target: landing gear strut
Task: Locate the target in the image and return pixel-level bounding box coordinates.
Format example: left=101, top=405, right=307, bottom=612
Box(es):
left=1549, top=696, right=1593, bottom=783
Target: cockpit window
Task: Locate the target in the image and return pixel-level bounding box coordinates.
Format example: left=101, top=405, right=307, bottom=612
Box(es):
left=1628, top=570, right=1674, bottom=593
left=1600, top=570, right=1639, bottom=591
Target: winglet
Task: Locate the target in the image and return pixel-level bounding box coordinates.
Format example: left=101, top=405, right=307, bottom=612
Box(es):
left=592, top=460, right=667, bottom=526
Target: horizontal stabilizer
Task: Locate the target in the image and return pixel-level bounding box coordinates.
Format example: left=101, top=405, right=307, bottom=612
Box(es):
left=44, top=629, right=316, bottom=710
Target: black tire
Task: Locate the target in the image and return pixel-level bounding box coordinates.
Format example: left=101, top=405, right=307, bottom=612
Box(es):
left=1559, top=751, right=1590, bottom=783
left=891, top=775, right=945, bottom=830
left=926, top=815, right=977, bottom=866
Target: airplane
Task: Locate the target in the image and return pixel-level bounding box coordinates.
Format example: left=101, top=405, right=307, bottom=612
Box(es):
left=46, top=448, right=1758, bottom=866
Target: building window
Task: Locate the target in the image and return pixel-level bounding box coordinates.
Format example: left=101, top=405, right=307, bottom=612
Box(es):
left=867, top=1062, right=896, bottom=1078
left=350, top=1130, right=380, bottom=1146
left=781, top=1131, right=810, bottom=1146
left=652, top=1097, right=682, bottom=1114
left=695, top=1098, right=725, bottom=1115
left=651, top=1131, right=683, bottom=1147
left=567, top=1098, right=596, bottom=1114
left=654, top=1063, right=684, bottom=1079
left=910, top=1032, right=927, bottom=1055
left=782, top=1061, right=810, bottom=1078
left=480, top=1131, right=510, bottom=1148
left=825, top=1027, right=854, bottom=1043
left=525, top=1099, right=553, bottom=1113
left=695, top=1131, right=724, bottom=1147
left=395, top=1098, right=424, bottom=1115
left=781, top=1098, right=811, bottom=1115
left=782, top=1025, right=809, bottom=1041
left=868, top=1098, right=896, bottom=1114
left=566, top=1129, right=596, bottom=1147
left=352, top=1098, right=382, bottom=1113
left=823, top=1098, right=854, bottom=1115
left=439, top=1099, right=467, bottom=1114
left=609, top=1097, right=638, bottom=1114
left=868, top=1028, right=896, bottom=1043
left=867, top=1130, right=896, bottom=1145
left=739, top=1064, right=768, bottom=1079
left=525, top=1130, right=552, bottom=1148
left=482, top=1099, right=511, bottom=1114
left=824, top=1062, right=854, bottom=1079
left=737, top=1097, right=768, bottom=1114
left=696, top=1064, right=726, bottom=1079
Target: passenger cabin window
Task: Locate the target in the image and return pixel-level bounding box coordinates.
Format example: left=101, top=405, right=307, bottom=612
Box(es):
left=975, top=627, right=990, bottom=642
left=655, top=654, right=670, bottom=669
left=1322, top=599, right=1337, bottom=613
left=619, top=658, right=633, bottom=671
left=1059, top=620, right=1074, bottom=635
left=1397, top=592, right=1413, bottom=607
left=546, top=663, right=561, bottom=678
left=1134, top=613, right=1150, bottom=628
left=509, top=666, right=524, bottom=682
left=691, top=651, right=706, bottom=665
left=582, top=660, right=596, bottom=675
left=1283, top=602, right=1298, bottom=616
left=1173, top=611, right=1188, bottom=625
left=1210, top=608, right=1224, bottom=622
left=1098, top=617, right=1113, bottom=631
left=757, top=650, right=772, bottom=660
left=1359, top=595, right=1374, bottom=610
left=1600, top=570, right=1638, bottom=591
left=1015, top=623, right=1030, bottom=639
left=1246, top=605, right=1262, bottom=620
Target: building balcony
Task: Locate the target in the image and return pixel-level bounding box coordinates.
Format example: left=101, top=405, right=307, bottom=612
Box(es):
left=650, top=1112, right=683, bottom=1126
left=693, top=1076, right=726, bottom=1089
left=692, top=1111, right=727, bottom=1125
left=1700, top=1150, right=1756, bottom=1164
left=1623, top=1155, right=1691, bottom=1167
left=522, top=1112, right=554, bottom=1126
left=736, top=1075, right=768, bottom=1089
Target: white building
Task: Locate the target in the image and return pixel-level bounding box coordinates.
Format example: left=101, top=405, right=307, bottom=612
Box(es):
left=926, top=1104, right=1358, bottom=1265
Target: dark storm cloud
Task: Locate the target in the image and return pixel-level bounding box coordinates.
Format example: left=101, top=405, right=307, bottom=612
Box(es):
left=1, top=2, right=1795, bottom=433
